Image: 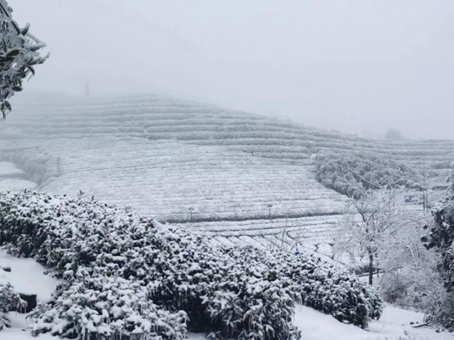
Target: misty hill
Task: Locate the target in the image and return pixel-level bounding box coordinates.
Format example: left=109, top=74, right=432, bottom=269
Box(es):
left=0, top=93, right=453, bottom=254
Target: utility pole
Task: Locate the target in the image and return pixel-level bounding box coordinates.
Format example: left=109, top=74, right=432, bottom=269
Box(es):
left=422, top=161, right=427, bottom=211
left=189, top=207, right=194, bottom=222
left=422, top=191, right=426, bottom=211
left=268, top=204, right=273, bottom=219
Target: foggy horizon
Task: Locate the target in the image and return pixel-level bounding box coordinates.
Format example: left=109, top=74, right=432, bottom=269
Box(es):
left=8, top=0, right=454, bottom=140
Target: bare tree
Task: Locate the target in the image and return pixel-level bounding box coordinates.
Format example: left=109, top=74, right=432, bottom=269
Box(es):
left=335, top=188, right=402, bottom=285
left=378, top=212, right=444, bottom=312
left=0, top=0, right=49, bottom=119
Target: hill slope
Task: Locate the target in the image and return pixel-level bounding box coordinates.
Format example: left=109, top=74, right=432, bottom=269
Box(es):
left=0, top=93, right=453, bottom=252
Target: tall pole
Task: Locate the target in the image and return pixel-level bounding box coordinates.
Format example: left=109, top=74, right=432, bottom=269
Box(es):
left=422, top=161, right=427, bottom=211
left=189, top=207, right=194, bottom=222
left=268, top=204, right=273, bottom=219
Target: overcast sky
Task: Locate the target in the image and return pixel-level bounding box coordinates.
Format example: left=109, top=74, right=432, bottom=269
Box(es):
left=8, top=0, right=454, bottom=139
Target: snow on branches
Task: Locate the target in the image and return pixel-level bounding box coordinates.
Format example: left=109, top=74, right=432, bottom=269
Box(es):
left=0, top=0, right=49, bottom=119
left=0, top=190, right=382, bottom=339
left=29, top=275, right=187, bottom=340
left=0, top=282, right=26, bottom=330
left=423, top=181, right=454, bottom=328
left=315, top=151, right=422, bottom=198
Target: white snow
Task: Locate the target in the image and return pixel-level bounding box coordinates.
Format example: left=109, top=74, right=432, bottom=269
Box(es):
left=294, top=304, right=454, bottom=340
left=0, top=313, right=54, bottom=340
left=0, top=249, right=62, bottom=302
left=0, top=162, right=24, bottom=176
left=0, top=179, right=37, bottom=192
left=0, top=162, right=35, bottom=192
left=3, top=304, right=452, bottom=340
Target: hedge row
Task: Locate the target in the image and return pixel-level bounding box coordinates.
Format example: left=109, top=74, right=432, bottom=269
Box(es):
left=0, top=191, right=382, bottom=339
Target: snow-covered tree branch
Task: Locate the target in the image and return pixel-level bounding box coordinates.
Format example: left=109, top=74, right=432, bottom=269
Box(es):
left=0, top=0, right=49, bottom=119
left=335, top=188, right=403, bottom=285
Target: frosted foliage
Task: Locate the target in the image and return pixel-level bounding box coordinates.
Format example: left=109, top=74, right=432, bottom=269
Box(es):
left=0, top=0, right=49, bottom=119
left=315, top=151, right=422, bottom=198
left=0, top=191, right=383, bottom=339
left=0, top=283, right=26, bottom=330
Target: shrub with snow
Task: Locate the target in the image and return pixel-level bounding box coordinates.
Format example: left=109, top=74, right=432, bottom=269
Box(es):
left=0, top=0, right=50, bottom=119
left=29, top=273, right=187, bottom=340
left=315, top=151, right=422, bottom=198
left=423, top=195, right=454, bottom=328
left=0, top=191, right=301, bottom=339
left=0, top=190, right=382, bottom=338
left=225, top=246, right=382, bottom=329
left=0, top=282, right=26, bottom=330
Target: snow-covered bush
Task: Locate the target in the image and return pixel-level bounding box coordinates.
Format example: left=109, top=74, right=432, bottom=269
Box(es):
left=276, top=252, right=382, bottom=328
left=423, top=197, right=454, bottom=328
left=0, top=282, right=26, bottom=330
left=29, top=273, right=187, bottom=340
left=315, top=151, right=422, bottom=198
left=225, top=246, right=382, bottom=329
left=0, top=190, right=382, bottom=337
left=376, top=209, right=445, bottom=315
left=0, top=191, right=301, bottom=339
left=203, top=247, right=298, bottom=339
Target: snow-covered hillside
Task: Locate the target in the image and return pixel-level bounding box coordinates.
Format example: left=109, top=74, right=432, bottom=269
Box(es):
left=0, top=94, right=453, bottom=250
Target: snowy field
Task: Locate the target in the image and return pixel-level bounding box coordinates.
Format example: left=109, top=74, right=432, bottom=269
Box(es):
left=0, top=162, right=37, bottom=192
left=0, top=137, right=347, bottom=251
left=0, top=249, right=450, bottom=340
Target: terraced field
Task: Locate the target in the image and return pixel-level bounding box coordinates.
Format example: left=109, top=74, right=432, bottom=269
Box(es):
left=0, top=161, right=37, bottom=192
left=0, top=93, right=453, bottom=252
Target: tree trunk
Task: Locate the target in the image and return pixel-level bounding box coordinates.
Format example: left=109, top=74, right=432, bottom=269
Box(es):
left=369, top=253, right=374, bottom=285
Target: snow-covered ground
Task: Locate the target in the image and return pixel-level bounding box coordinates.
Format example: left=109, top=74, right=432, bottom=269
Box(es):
left=295, top=304, right=453, bottom=340
left=0, top=249, right=60, bottom=339
left=0, top=162, right=37, bottom=192
left=1, top=313, right=54, bottom=340
left=0, top=162, right=24, bottom=176
left=0, top=179, right=37, bottom=192
left=0, top=249, right=62, bottom=302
